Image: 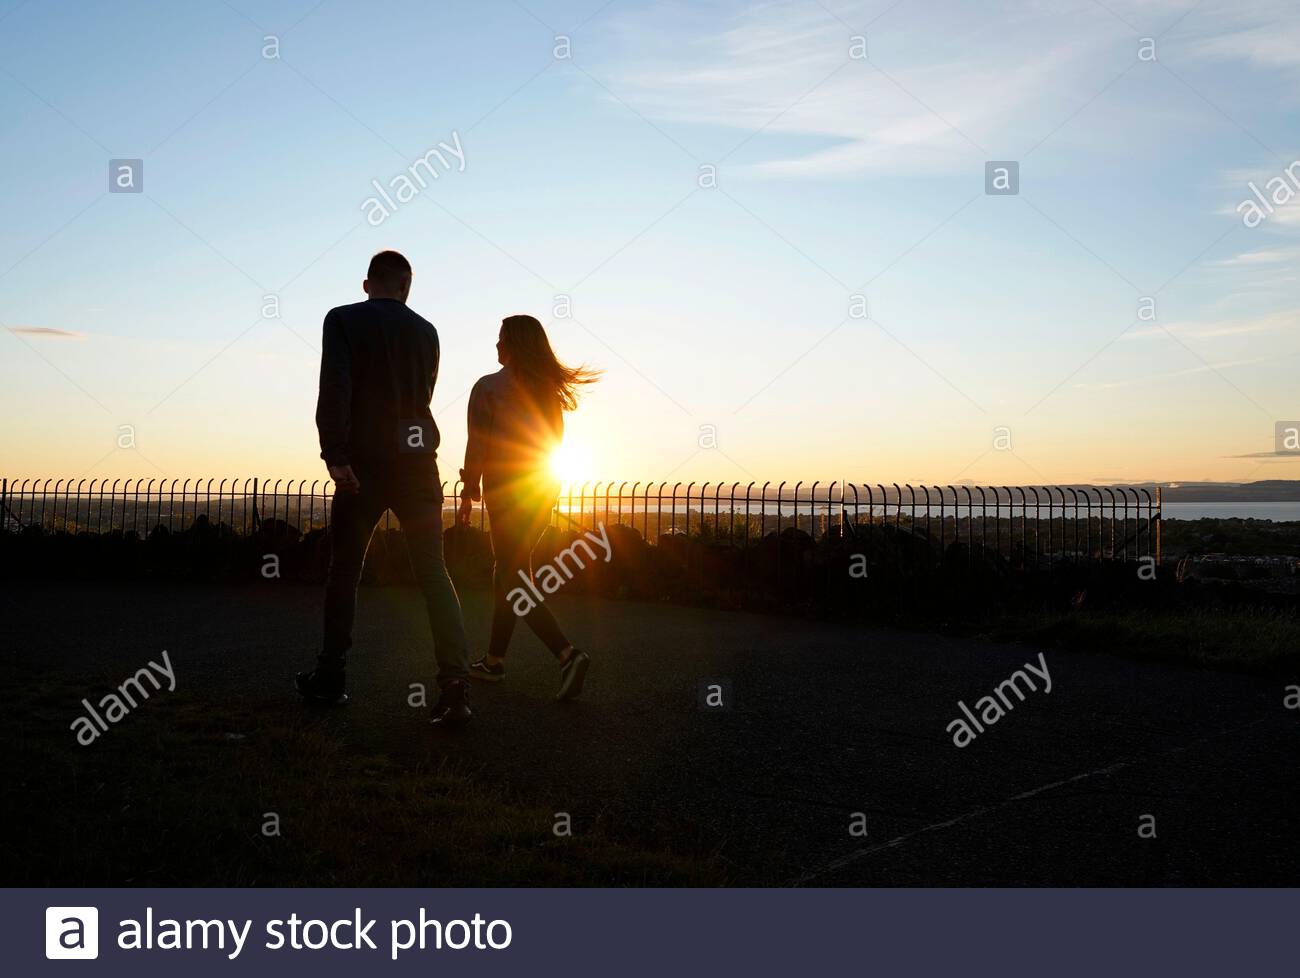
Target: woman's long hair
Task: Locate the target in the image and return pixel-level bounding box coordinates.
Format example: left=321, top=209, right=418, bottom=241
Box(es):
left=500, top=314, right=599, bottom=411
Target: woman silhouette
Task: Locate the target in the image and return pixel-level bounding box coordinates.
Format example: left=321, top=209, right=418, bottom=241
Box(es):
left=459, top=315, right=599, bottom=699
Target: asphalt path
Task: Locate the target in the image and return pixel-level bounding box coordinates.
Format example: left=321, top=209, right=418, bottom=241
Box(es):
left=7, top=581, right=1296, bottom=884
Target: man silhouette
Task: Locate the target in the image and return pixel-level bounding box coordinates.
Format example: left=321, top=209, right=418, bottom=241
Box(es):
left=296, top=250, right=473, bottom=728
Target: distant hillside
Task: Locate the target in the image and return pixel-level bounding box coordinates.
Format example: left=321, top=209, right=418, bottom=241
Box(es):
left=1152, top=481, right=1300, bottom=502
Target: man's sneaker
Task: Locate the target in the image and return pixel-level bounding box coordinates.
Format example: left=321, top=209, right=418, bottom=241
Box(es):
left=430, top=679, right=473, bottom=729
left=555, top=649, right=590, bottom=702
left=469, top=657, right=506, bottom=683
left=295, top=668, right=348, bottom=705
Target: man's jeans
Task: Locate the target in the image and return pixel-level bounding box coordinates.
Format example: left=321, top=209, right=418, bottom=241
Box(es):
left=321, top=478, right=470, bottom=687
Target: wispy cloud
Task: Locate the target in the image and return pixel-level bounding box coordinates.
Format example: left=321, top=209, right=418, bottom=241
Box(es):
left=1121, top=308, right=1296, bottom=341
left=1208, top=246, right=1300, bottom=297
left=7, top=326, right=86, bottom=340
left=599, top=1, right=1114, bottom=177
left=1180, top=0, right=1300, bottom=71
left=1075, top=356, right=1270, bottom=390
left=597, top=0, right=1296, bottom=178
left=1216, top=247, right=1300, bottom=265
left=1218, top=199, right=1300, bottom=227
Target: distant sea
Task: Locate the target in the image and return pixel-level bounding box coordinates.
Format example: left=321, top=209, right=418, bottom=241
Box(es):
left=1163, top=502, right=1300, bottom=521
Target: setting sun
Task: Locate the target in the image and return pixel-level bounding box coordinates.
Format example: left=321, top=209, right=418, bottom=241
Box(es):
left=550, top=439, right=594, bottom=484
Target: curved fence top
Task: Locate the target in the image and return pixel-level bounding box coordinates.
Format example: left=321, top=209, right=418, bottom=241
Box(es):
left=1, top=477, right=1160, bottom=566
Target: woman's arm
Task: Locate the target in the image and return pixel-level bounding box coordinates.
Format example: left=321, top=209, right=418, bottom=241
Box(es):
left=459, top=376, right=492, bottom=501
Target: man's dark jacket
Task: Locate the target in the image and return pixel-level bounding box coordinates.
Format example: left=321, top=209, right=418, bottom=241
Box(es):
left=315, top=297, right=442, bottom=489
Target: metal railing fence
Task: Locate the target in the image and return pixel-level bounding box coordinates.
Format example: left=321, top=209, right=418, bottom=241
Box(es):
left=0, top=477, right=1160, bottom=567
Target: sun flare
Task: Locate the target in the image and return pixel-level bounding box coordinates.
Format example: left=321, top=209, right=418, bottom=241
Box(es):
left=549, top=440, right=594, bottom=484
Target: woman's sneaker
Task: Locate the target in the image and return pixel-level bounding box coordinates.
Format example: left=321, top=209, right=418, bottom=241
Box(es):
left=469, top=657, right=506, bottom=683
left=556, top=649, right=590, bottom=702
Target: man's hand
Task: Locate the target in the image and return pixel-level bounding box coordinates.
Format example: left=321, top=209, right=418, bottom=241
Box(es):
left=327, top=463, right=361, bottom=494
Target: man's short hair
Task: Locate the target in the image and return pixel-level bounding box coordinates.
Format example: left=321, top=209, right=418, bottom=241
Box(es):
left=367, top=250, right=412, bottom=288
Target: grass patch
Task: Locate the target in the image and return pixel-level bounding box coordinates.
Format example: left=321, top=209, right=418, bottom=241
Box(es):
left=980, top=604, right=1300, bottom=672
left=1, top=677, right=726, bottom=886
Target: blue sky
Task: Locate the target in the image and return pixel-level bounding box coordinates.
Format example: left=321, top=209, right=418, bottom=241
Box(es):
left=2, top=0, right=1299, bottom=487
